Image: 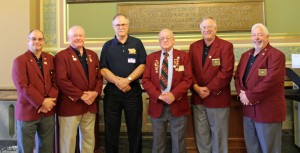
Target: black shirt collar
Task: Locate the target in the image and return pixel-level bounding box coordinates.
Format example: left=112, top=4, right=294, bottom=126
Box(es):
left=70, top=46, right=86, bottom=55
left=251, top=48, right=260, bottom=57
left=30, top=51, right=42, bottom=60
left=204, top=43, right=212, bottom=48
left=112, top=35, right=130, bottom=45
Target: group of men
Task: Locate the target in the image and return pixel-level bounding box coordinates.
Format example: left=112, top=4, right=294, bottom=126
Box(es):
left=12, top=14, right=286, bottom=153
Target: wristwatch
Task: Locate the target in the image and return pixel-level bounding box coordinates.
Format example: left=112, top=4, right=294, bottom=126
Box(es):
left=127, top=76, right=132, bottom=82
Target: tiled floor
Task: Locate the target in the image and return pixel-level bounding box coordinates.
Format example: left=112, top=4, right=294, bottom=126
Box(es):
left=2, top=134, right=300, bottom=153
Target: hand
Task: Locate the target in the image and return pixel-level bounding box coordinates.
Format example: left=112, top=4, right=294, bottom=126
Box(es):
left=239, top=90, right=251, bottom=105
left=115, top=77, right=131, bottom=92
left=82, top=91, right=98, bottom=105
left=121, top=85, right=131, bottom=93
left=159, top=92, right=175, bottom=104
left=194, top=85, right=210, bottom=99
left=81, top=92, right=89, bottom=101
left=38, top=105, right=49, bottom=114
left=41, top=98, right=56, bottom=111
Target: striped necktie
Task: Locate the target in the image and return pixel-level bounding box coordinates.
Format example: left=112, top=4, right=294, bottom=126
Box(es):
left=160, top=52, right=169, bottom=90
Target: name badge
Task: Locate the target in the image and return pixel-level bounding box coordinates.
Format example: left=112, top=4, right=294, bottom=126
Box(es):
left=212, top=58, right=221, bottom=66
left=258, top=69, right=267, bottom=76
left=128, top=58, right=136, bottom=63
left=178, top=65, right=184, bottom=71
left=128, top=48, right=136, bottom=54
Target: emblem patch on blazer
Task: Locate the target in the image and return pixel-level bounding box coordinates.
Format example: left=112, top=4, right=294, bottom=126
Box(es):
left=178, top=65, right=184, bottom=71
left=154, top=60, right=159, bottom=73
left=173, top=56, right=180, bottom=71
left=258, top=69, right=267, bottom=76
left=128, top=48, right=136, bottom=54
left=212, top=58, right=221, bottom=66
left=88, top=55, right=92, bottom=62
left=72, top=55, right=77, bottom=61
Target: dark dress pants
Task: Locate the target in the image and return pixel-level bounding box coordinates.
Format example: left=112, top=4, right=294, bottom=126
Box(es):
left=104, top=94, right=143, bottom=153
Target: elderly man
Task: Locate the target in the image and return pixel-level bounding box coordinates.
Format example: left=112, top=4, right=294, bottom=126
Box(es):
left=100, top=14, right=147, bottom=153
left=142, top=28, right=193, bottom=153
left=12, top=30, right=58, bottom=153
left=189, top=17, right=234, bottom=153
left=234, top=23, right=286, bottom=153
left=55, top=25, right=103, bottom=153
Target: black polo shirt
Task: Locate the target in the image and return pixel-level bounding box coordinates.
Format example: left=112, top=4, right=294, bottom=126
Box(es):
left=71, top=47, right=89, bottom=80
left=202, top=44, right=211, bottom=66
left=100, top=35, right=147, bottom=96
left=243, top=49, right=259, bottom=84
left=31, top=52, right=44, bottom=77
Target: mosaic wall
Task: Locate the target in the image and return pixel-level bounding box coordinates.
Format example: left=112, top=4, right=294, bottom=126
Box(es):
left=43, top=0, right=57, bottom=48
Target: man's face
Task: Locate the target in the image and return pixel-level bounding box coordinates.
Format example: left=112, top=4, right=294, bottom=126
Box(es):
left=200, top=19, right=217, bottom=42
left=28, top=30, right=44, bottom=52
left=159, top=29, right=175, bottom=52
left=112, top=16, right=129, bottom=38
left=251, top=27, right=269, bottom=51
left=68, top=27, right=85, bottom=49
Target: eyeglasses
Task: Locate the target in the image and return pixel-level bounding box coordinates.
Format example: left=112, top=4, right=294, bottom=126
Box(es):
left=71, top=34, right=84, bottom=38
left=30, top=37, right=44, bottom=41
left=113, top=24, right=128, bottom=27
left=159, top=37, right=173, bottom=41
left=251, top=33, right=264, bottom=37
left=200, top=25, right=214, bottom=30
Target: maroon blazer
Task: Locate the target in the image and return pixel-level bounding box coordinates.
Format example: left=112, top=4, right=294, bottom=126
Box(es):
left=55, top=47, right=103, bottom=116
left=142, top=49, right=193, bottom=118
left=234, top=44, right=286, bottom=123
left=12, top=51, right=58, bottom=121
left=189, top=36, right=234, bottom=108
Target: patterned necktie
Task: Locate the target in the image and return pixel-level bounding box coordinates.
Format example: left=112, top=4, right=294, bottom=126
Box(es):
left=160, top=52, right=169, bottom=90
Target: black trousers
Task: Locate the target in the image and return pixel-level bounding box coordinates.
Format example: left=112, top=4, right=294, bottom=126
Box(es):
left=104, top=94, right=143, bottom=153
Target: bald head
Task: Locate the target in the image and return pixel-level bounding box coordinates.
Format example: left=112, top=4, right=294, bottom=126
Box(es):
left=159, top=28, right=175, bottom=52
left=28, top=30, right=44, bottom=40
left=67, top=25, right=86, bottom=50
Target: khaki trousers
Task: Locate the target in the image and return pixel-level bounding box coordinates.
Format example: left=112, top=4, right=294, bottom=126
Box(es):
left=59, top=112, right=96, bottom=153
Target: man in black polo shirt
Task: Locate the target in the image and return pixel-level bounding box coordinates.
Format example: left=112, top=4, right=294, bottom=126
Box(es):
left=100, top=14, right=147, bottom=153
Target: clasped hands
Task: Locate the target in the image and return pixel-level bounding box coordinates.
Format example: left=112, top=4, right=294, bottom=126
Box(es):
left=81, top=91, right=98, bottom=105
left=195, top=85, right=210, bottom=99
left=38, top=98, right=56, bottom=113
left=239, top=90, right=251, bottom=105
left=159, top=92, right=175, bottom=104
left=115, top=76, right=131, bottom=93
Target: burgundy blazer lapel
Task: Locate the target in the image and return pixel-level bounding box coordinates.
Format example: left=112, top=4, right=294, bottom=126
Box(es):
left=172, top=50, right=180, bottom=85
left=245, top=48, right=269, bottom=83
left=26, top=51, right=44, bottom=83
left=238, top=51, right=251, bottom=83
left=66, top=47, right=89, bottom=85
left=195, top=41, right=204, bottom=73
left=203, top=38, right=219, bottom=72
left=153, top=51, right=162, bottom=88
left=41, top=53, right=50, bottom=84
left=86, top=50, right=97, bottom=89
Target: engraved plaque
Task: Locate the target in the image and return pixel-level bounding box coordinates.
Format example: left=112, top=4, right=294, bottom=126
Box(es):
left=68, top=0, right=263, bottom=2
left=118, top=1, right=265, bottom=33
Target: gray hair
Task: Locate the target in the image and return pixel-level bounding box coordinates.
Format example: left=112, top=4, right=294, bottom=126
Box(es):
left=159, top=28, right=174, bottom=37
left=68, top=25, right=85, bottom=37
left=251, top=23, right=269, bottom=35
left=112, top=14, right=129, bottom=25
left=200, top=16, right=217, bottom=27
